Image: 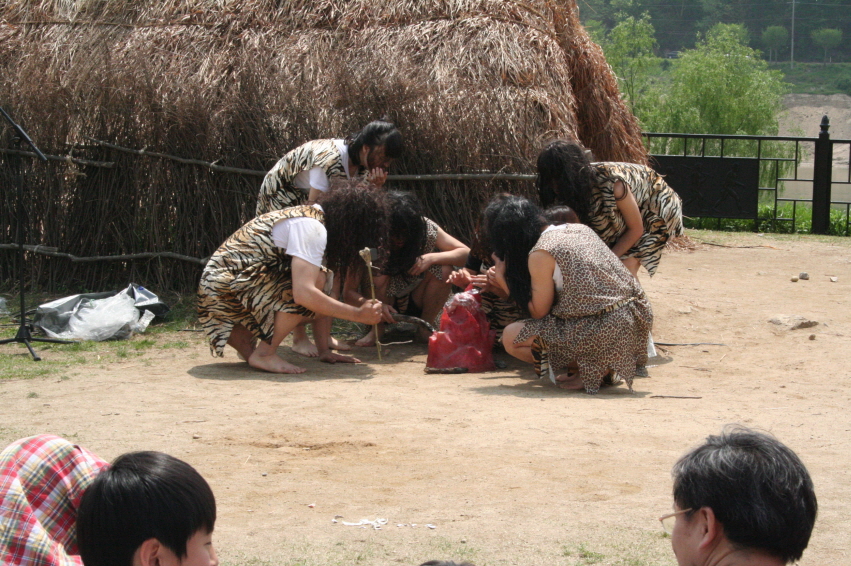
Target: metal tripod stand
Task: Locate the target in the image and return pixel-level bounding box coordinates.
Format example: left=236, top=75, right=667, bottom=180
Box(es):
left=0, top=106, right=74, bottom=360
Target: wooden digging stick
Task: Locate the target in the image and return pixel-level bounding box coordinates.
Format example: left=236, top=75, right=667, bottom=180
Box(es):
left=359, top=247, right=382, bottom=361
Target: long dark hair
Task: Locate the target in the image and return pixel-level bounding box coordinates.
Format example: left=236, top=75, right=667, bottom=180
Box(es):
left=383, top=191, right=427, bottom=277
left=536, top=139, right=594, bottom=223
left=346, top=120, right=403, bottom=165
left=318, top=180, right=390, bottom=279
left=483, top=195, right=546, bottom=311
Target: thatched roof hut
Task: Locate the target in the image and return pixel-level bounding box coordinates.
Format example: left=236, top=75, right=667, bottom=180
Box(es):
left=0, top=0, right=646, bottom=292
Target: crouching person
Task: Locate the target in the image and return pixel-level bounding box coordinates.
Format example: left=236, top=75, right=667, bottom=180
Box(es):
left=198, top=181, right=388, bottom=374
left=0, top=434, right=217, bottom=566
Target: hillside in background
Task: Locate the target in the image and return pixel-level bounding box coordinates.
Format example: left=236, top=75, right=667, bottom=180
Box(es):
left=578, top=0, right=850, bottom=62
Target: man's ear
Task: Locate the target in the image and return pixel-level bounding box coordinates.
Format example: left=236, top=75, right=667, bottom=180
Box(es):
left=696, top=506, right=723, bottom=550
left=134, top=538, right=165, bottom=566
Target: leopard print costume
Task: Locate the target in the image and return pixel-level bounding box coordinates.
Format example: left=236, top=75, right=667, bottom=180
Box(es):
left=515, top=224, right=653, bottom=394
left=588, top=162, right=684, bottom=276
left=198, top=206, right=325, bottom=357
left=256, top=139, right=347, bottom=215
left=385, top=217, right=445, bottom=323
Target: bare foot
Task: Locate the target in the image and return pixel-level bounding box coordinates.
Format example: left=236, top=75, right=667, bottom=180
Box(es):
left=329, top=336, right=352, bottom=352
left=355, top=328, right=377, bottom=347
left=319, top=351, right=362, bottom=364
left=555, top=373, right=585, bottom=390
left=247, top=351, right=306, bottom=374
left=291, top=336, right=319, bottom=357
left=236, top=339, right=259, bottom=361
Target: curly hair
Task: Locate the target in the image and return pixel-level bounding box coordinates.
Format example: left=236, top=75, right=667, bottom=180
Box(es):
left=483, top=195, right=546, bottom=311
left=383, top=191, right=428, bottom=278
left=317, top=179, right=390, bottom=279
left=536, top=139, right=594, bottom=223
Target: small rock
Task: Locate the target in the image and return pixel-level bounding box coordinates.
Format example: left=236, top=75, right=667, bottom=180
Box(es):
left=769, top=315, right=819, bottom=330
left=790, top=276, right=799, bottom=282
left=461, top=539, right=467, bottom=544
left=809, top=334, right=816, bottom=340
left=261, top=472, right=267, bottom=477
left=799, top=272, right=809, bottom=280
left=830, top=276, right=838, bottom=282
left=192, top=434, right=200, bottom=439
left=307, top=503, right=315, bottom=508
left=677, top=306, right=692, bottom=314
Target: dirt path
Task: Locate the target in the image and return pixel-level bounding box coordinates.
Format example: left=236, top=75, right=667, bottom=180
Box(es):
left=1, top=231, right=850, bottom=566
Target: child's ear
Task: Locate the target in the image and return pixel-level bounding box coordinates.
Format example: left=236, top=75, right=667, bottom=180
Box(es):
left=134, top=538, right=171, bottom=566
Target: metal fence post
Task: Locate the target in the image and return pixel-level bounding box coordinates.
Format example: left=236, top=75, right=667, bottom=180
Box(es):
left=812, top=115, right=832, bottom=234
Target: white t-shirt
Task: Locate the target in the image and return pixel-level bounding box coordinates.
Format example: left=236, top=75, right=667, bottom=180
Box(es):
left=270, top=204, right=326, bottom=267
left=541, top=224, right=567, bottom=291
left=291, top=139, right=351, bottom=193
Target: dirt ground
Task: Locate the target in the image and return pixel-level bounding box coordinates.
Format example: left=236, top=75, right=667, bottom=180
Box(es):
left=1, top=230, right=850, bottom=566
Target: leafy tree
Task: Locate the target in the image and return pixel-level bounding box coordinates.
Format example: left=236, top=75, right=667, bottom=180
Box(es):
left=603, top=13, right=662, bottom=116
left=646, top=23, right=787, bottom=137
left=761, top=26, right=788, bottom=62
left=810, top=28, right=842, bottom=63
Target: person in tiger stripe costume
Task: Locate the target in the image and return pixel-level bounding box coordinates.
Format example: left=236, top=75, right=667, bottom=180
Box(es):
left=256, top=121, right=403, bottom=357
left=199, top=182, right=387, bottom=374
left=536, top=140, right=684, bottom=278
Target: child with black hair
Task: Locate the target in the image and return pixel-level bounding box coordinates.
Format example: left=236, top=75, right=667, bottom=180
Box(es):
left=0, top=435, right=218, bottom=566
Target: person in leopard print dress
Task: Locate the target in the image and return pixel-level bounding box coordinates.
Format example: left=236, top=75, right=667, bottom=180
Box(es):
left=345, top=191, right=469, bottom=345
left=198, top=183, right=388, bottom=374
left=537, top=139, right=683, bottom=278
left=484, top=196, right=652, bottom=394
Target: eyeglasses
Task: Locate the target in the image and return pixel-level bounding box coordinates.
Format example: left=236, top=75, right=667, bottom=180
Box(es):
left=659, top=508, right=692, bottom=534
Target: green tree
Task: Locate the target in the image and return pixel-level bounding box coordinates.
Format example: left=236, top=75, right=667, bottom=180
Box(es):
left=647, top=23, right=787, bottom=137
left=810, top=28, right=842, bottom=63
left=761, top=26, right=788, bottom=62
left=603, top=13, right=662, bottom=117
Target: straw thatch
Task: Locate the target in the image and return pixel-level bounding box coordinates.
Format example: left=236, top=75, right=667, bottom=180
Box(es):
left=0, top=0, right=647, bottom=293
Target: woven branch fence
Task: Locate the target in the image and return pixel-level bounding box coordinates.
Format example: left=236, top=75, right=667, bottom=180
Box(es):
left=0, top=0, right=646, bottom=294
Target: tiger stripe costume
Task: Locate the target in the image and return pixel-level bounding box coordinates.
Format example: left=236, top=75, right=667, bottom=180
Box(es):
left=198, top=206, right=325, bottom=357
left=256, top=139, right=347, bottom=215
left=588, top=162, right=684, bottom=276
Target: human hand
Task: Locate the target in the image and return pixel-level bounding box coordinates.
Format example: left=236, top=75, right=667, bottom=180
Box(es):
left=446, top=269, right=472, bottom=288
left=319, top=351, right=362, bottom=364
left=408, top=254, right=434, bottom=276
left=367, top=167, right=388, bottom=187
left=357, top=299, right=384, bottom=325
left=488, top=257, right=509, bottom=295
left=381, top=303, right=398, bottom=324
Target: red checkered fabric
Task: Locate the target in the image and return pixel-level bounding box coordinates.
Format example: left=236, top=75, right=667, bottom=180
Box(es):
left=0, top=435, right=108, bottom=566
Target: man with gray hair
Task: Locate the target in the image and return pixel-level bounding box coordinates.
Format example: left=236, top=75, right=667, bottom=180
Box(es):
left=660, top=427, right=817, bottom=566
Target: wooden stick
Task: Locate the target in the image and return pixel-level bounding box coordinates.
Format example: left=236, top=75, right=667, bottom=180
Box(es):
left=359, top=248, right=382, bottom=361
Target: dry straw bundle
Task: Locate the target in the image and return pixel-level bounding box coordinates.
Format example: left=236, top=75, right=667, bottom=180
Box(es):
left=0, top=0, right=646, bottom=293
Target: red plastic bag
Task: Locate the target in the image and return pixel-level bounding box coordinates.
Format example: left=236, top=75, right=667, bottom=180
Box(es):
left=426, top=286, right=496, bottom=372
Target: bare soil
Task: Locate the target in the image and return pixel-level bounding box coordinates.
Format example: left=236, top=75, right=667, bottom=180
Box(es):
left=1, top=230, right=850, bottom=566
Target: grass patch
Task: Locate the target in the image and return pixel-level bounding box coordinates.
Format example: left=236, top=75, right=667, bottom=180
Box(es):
left=770, top=62, right=851, bottom=95
left=132, top=339, right=156, bottom=350
left=685, top=202, right=850, bottom=236
left=563, top=543, right=606, bottom=564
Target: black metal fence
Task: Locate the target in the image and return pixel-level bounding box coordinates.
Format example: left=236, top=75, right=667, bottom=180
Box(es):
left=643, top=116, right=851, bottom=236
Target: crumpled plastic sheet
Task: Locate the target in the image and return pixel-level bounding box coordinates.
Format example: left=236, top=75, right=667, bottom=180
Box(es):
left=35, top=286, right=157, bottom=341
